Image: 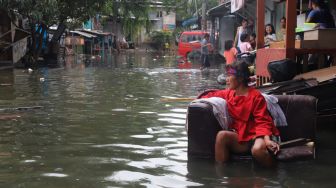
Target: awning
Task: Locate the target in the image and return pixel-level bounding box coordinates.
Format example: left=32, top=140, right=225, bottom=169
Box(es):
left=182, top=17, right=198, bottom=27
left=207, top=2, right=231, bottom=17
left=70, top=31, right=97, bottom=38
left=81, top=29, right=114, bottom=37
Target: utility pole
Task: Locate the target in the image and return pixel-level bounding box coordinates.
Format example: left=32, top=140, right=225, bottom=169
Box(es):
left=112, top=1, right=120, bottom=38
left=201, top=0, right=208, bottom=31
left=194, top=0, right=198, bottom=15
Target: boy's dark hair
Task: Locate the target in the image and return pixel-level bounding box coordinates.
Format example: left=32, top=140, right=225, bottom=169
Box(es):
left=204, top=33, right=210, bottom=38
left=281, top=17, right=286, bottom=22
left=251, top=33, right=256, bottom=38
left=240, top=33, right=249, bottom=42
left=226, top=61, right=250, bottom=86
left=224, top=40, right=234, bottom=51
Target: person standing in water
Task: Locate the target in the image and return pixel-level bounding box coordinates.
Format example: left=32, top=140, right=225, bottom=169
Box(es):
left=200, top=33, right=212, bottom=70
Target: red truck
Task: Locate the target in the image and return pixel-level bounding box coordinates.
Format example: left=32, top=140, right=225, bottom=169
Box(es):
left=177, top=31, right=209, bottom=58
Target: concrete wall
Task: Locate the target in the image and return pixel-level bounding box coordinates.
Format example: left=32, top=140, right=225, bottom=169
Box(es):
left=139, top=9, right=176, bottom=44
left=218, top=16, right=235, bottom=57
left=265, top=0, right=275, bottom=25
left=103, top=21, right=123, bottom=39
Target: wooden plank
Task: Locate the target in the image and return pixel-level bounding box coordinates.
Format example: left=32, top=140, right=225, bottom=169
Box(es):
left=294, top=48, right=336, bottom=54
left=270, top=40, right=309, bottom=49
left=294, top=66, right=336, bottom=82
left=304, top=29, right=336, bottom=40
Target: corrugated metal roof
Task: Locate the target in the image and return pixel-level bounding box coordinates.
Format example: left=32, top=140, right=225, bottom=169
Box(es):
left=70, top=31, right=97, bottom=38
left=207, top=2, right=230, bottom=16
left=80, top=30, right=114, bottom=36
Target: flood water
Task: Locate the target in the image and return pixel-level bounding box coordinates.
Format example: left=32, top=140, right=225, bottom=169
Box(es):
left=0, top=52, right=336, bottom=188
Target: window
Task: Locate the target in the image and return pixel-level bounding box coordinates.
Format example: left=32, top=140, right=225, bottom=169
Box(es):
left=187, top=36, right=193, bottom=42
left=181, top=35, right=188, bottom=43
left=157, top=11, right=163, bottom=18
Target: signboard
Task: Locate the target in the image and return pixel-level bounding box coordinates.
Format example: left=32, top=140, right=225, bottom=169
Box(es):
left=231, top=0, right=245, bottom=13
left=163, top=12, right=176, bottom=31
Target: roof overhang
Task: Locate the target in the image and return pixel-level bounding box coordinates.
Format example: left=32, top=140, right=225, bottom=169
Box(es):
left=71, top=31, right=97, bottom=38
left=81, top=29, right=114, bottom=37
left=207, top=2, right=231, bottom=17
left=182, top=17, right=198, bottom=27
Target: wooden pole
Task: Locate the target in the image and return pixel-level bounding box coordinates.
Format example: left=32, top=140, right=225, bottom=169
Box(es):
left=285, top=0, right=296, bottom=59
left=91, top=39, right=93, bottom=55
left=256, top=0, right=265, bottom=49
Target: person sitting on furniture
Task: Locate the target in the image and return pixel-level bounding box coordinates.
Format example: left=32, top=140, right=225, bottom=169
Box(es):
left=239, top=33, right=253, bottom=54
left=200, top=61, right=280, bottom=167
left=264, top=24, right=277, bottom=46
left=249, top=33, right=257, bottom=50
left=306, top=0, right=335, bottom=29
left=277, top=17, right=286, bottom=41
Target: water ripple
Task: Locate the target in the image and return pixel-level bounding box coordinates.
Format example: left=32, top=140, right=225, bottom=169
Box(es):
left=130, top=135, right=154, bottom=139
left=157, top=118, right=186, bottom=125
left=92, top=143, right=164, bottom=151
left=158, top=113, right=186, bottom=119
left=42, top=173, right=68, bottom=178
left=105, top=170, right=202, bottom=187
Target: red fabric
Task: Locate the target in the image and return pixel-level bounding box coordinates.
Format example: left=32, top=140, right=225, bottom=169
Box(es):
left=201, top=88, right=279, bottom=143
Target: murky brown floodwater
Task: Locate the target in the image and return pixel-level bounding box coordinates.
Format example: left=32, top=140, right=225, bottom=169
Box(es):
left=0, top=52, right=335, bottom=188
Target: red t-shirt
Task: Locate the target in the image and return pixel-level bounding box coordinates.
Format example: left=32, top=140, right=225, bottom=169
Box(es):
left=201, top=88, right=279, bottom=143
left=223, top=47, right=238, bottom=65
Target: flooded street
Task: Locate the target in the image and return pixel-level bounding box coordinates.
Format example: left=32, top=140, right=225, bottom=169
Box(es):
left=0, top=52, right=335, bottom=188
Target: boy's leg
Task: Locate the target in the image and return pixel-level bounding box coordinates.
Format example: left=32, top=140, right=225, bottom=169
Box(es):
left=201, top=54, right=209, bottom=69
left=215, top=131, right=249, bottom=163
left=200, top=54, right=204, bottom=69
left=251, top=138, right=275, bottom=167
left=205, top=55, right=210, bottom=67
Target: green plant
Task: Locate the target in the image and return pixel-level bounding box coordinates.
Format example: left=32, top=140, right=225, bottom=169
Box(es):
left=150, top=31, right=173, bottom=50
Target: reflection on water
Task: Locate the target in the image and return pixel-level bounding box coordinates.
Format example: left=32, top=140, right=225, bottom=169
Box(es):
left=0, top=52, right=335, bottom=187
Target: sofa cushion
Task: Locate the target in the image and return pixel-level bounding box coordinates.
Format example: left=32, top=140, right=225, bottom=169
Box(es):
left=275, top=95, right=317, bottom=142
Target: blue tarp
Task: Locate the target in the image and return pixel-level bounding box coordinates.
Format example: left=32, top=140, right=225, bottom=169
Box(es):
left=182, top=17, right=198, bottom=27
left=35, top=25, right=48, bottom=50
